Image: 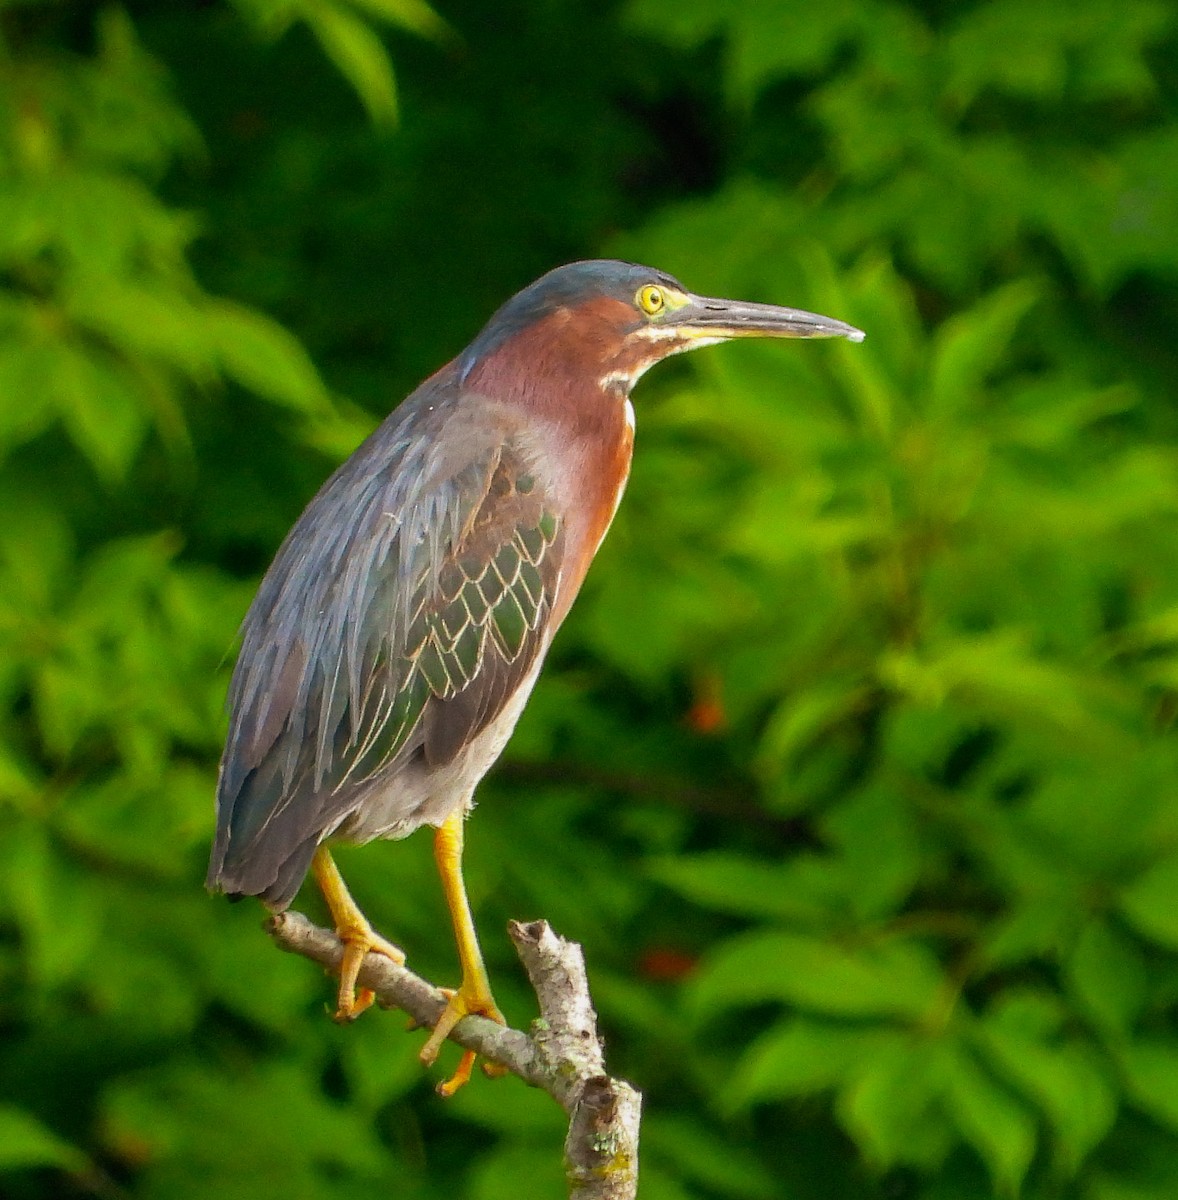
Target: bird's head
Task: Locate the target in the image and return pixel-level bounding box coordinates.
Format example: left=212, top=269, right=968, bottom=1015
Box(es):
left=458, top=259, right=864, bottom=397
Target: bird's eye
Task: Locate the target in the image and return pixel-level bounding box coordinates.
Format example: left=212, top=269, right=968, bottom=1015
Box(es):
left=637, top=284, right=664, bottom=315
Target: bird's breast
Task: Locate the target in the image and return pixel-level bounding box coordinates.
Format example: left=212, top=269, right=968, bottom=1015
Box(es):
left=464, top=324, right=637, bottom=630
left=539, top=394, right=634, bottom=629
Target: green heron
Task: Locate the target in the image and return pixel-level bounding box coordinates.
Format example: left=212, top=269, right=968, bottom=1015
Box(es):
left=207, top=259, right=863, bottom=1092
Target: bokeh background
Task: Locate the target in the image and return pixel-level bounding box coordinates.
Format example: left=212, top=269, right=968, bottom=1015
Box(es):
left=3, top=1, right=1178, bottom=1197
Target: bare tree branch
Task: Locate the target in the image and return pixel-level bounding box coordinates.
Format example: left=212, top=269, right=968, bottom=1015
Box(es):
left=267, top=911, right=641, bottom=1200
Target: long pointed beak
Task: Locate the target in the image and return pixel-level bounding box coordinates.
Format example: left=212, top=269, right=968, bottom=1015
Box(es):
left=666, top=293, right=865, bottom=343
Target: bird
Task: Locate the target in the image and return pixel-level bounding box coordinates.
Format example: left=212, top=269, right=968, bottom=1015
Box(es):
left=207, top=259, right=864, bottom=1093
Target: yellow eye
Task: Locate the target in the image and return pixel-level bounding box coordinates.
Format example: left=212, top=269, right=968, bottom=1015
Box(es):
left=637, top=284, right=665, bottom=315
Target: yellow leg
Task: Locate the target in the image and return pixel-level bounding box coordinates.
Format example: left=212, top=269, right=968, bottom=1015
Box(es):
left=312, top=846, right=405, bottom=1021
left=419, top=811, right=506, bottom=1095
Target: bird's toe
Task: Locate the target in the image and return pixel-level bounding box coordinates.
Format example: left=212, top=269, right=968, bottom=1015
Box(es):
left=420, top=983, right=506, bottom=1095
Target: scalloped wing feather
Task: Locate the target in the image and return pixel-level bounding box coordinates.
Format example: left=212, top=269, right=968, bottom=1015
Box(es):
left=208, top=386, right=564, bottom=903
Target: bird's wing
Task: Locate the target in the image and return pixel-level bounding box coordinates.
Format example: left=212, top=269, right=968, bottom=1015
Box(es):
left=208, top=399, right=564, bottom=903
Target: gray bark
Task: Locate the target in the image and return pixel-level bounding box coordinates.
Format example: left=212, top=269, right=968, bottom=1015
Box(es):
left=267, top=911, right=641, bottom=1200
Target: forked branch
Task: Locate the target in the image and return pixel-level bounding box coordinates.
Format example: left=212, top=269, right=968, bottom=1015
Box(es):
left=267, top=912, right=641, bottom=1199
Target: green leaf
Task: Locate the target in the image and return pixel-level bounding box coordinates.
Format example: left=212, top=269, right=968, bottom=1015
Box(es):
left=0, top=1104, right=87, bottom=1172
left=1121, top=1040, right=1178, bottom=1134
left=758, top=682, right=868, bottom=780
left=1119, top=854, right=1178, bottom=949
left=941, top=1046, right=1036, bottom=1196
left=103, top=1059, right=390, bottom=1188
left=345, top=0, right=450, bottom=41
left=0, top=821, right=103, bottom=988
left=726, top=1016, right=894, bottom=1109
left=631, top=1161, right=697, bottom=1200
left=827, top=252, right=923, bottom=396
left=834, top=1034, right=952, bottom=1170
left=943, top=0, right=1170, bottom=106
left=51, top=345, right=148, bottom=481
left=468, top=1142, right=576, bottom=1200
left=65, top=279, right=215, bottom=379
left=445, top=1071, right=568, bottom=1137
left=303, top=0, right=399, bottom=124
left=627, top=0, right=873, bottom=106
left=665, top=792, right=921, bottom=929
left=689, top=930, right=945, bottom=1020
left=878, top=630, right=1129, bottom=750
left=928, top=280, right=1040, bottom=421
left=0, top=485, right=73, bottom=610
left=0, top=340, right=57, bottom=451
left=0, top=744, right=41, bottom=813
left=1065, top=919, right=1147, bottom=1036
left=647, top=852, right=829, bottom=923
left=996, top=381, right=1137, bottom=450
left=975, top=1005, right=1118, bottom=1170
left=644, top=1114, right=777, bottom=1200
left=207, top=301, right=329, bottom=412
left=56, top=768, right=212, bottom=880
left=821, top=786, right=922, bottom=920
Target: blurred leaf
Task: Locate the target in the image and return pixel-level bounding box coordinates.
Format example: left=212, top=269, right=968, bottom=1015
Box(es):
left=834, top=1034, right=951, bottom=1170
left=879, top=630, right=1129, bottom=748
left=1065, top=919, right=1148, bottom=1036
left=102, top=1059, right=391, bottom=1196
left=995, top=381, right=1137, bottom=451
left=649, top=852, right=830, bottom=923
left=467, top=1142, right=568, bottom=1200
left=0, top=1105, right=87, bottom=1172
left=1121, top=1040, right=1178, bottom=1133
left=940, top=1044, right=1036, bottom=1195
left=207, top=301, right=329, bottom=412
left=927, top=280, right=1039, bottom=421
left=821, top=787, right=922, bottom=920
left=1119, top=854, right=1178, bottom=949
left=726, top=1016, right=894, bottom=1109
left=643, top=1114, right=777, bottom=1199
left=0, top=821, right=103, bottom=988
left=56, top=766, right=213, bottom=880
left=0, top=340, right=57, bottom=451
left=0, top=484, right=73, bottom=609
left=302, top=0, right=400, bottom=123
left=65, top=279, right=215, bottom=380
left=943, top=0, right=1170, bottom=104
left=626, top=0, right=872, bottom=105
left=347, top=0, right=450, bottom=40
left=689, top=930, right=945, bottom=1020
left=623, top=1161, right=695, bottom=1200
left=975, top=998, right=1118, bottom=1170
left=446, top=1072, right=567, bottom=1137
left=758, top=683, right=868, bottom=782
left=51, top=344, right=148, bottom=480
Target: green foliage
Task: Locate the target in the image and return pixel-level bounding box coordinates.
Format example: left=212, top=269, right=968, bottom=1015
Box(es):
left=595, top=242, right=1178, bottom=1195
left=0, top=1105, right=87, bottom=1173
left=2, top=0, right=1178, bottom=1198
left=229, top=0, right=450, bottom=124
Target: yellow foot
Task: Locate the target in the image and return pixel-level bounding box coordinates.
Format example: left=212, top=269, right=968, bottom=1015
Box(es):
left=420, top=985, right=505, bottom=1096
left=312, top=846, right=405, bottom=1021
left=332, top=921, right=405, bottom=1021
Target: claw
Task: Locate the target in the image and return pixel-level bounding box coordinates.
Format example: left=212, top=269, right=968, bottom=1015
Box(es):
left=419, top=987, right=504, bottom=1066
left=420, top=983, right=506, bottom=1095
left=422, top=813, right=507, bottom=1094
left=438, top=1051, right=478, bottom=1097
left=313, top=816, right=507, bottom=1095
left=333, top=924, right=405, bottom=1021
left=313, top=847, right=405, bottom=1020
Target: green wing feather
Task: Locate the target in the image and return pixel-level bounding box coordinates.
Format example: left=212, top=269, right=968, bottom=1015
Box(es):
left=210, top=404, right=565, bottom=903
left=332, top=447, right=563, bottom=787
